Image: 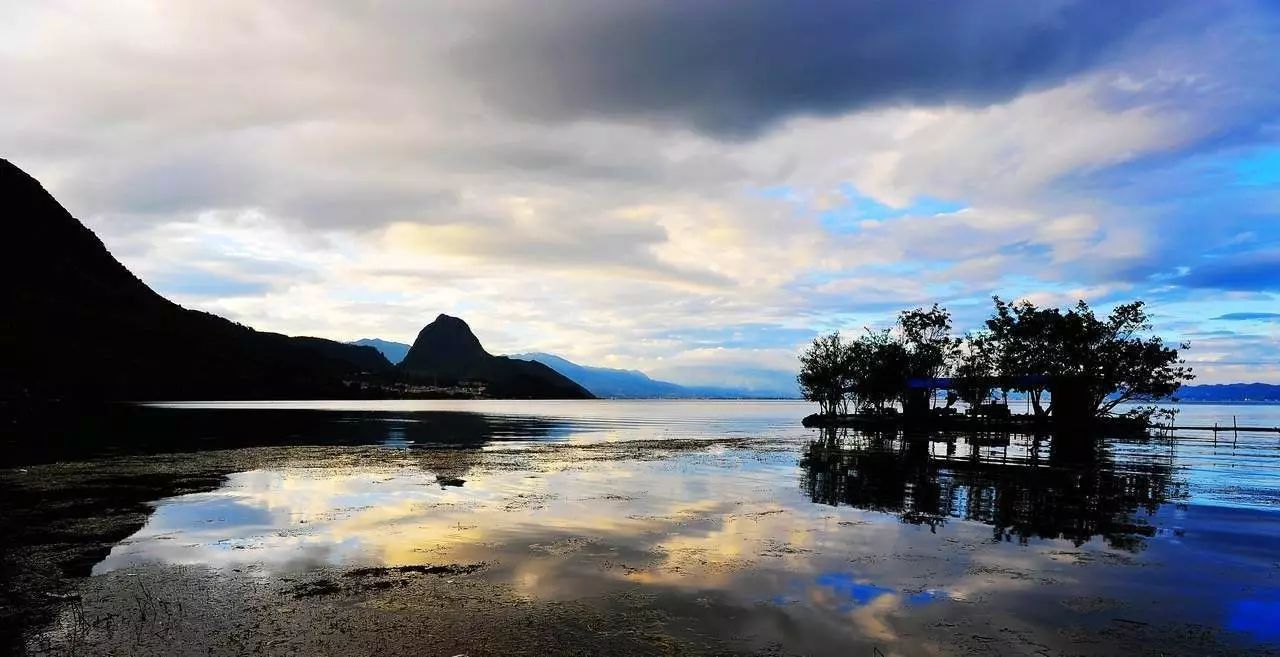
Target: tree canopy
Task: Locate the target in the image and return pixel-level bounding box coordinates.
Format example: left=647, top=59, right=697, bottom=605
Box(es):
left=797, top=332, right=854, bottom=417
left=797, top=297, right=1193, bottom=421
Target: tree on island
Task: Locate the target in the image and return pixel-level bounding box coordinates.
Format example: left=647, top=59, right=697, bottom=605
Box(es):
left=849, top=328, right=910, bottom=413
left=985, top=297, right=1061, bottom=418
left=1052, top=300, right=1193, bottom=417
left=799, top=307, right=952, bottom=416
left=797, top=332, right=855, bottom=417
left=798, top=297, right=1193, bottom=422
left=898, top=304, right=961, bottom=413
left=952, top=332, right=998, bottom=408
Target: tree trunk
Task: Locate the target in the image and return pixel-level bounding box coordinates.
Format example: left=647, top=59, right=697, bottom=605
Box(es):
left=1030, top=389, right=1045, bottom=418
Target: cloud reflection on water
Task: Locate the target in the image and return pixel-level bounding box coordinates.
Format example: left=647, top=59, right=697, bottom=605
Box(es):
left=85, top=405, right=1280, bottom=654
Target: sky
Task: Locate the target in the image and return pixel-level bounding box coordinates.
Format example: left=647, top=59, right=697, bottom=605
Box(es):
left=3, top=1, right=1279, bottom=391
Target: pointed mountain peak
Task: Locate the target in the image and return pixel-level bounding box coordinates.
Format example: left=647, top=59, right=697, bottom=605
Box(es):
left=420, top=314, right=482, bottom=343
left=398, top=315, right=593, bottom=398
left=432, top=313, right=470, bottom=327
left=402, top=313, right=490, bottom=373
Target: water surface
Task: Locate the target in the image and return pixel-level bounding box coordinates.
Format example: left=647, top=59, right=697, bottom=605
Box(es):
left=8, top=400, right=1280, bottom=656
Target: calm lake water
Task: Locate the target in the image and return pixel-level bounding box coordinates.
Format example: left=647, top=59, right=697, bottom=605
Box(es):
left=5, top=400, right=1280, bottom=656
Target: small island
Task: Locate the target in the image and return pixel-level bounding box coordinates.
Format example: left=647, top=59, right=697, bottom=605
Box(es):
left=798, top=300, right=1194, bottom=433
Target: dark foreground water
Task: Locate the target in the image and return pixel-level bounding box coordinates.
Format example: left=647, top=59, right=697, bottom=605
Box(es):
left=2, top=400, right=1278, bottom=656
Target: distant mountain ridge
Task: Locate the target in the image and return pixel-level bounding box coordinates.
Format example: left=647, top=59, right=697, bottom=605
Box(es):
left=400, top=316, right=592, bottom=399
left=1174, top=383, right=1280, bottom=402
left=508, top=352, right=798, bottom=399
left=350, top=338, right=410, bottom=364
left=507, top=352, right=690, bottom=398
left=0, top=157, right=391, bottom=401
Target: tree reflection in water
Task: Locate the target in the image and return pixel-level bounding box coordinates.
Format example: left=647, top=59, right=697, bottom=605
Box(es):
left=800, top=428, right=1185, bottom=550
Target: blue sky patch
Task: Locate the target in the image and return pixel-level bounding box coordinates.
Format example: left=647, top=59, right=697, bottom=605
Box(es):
left=819, top=185, right=966, bottom=234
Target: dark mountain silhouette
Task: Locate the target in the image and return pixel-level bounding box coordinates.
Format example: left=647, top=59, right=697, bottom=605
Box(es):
left=350, top=338, right=411, bottom=364
left=289, top=337, right=393, bottom=373
left=400, top=315, right=593, bottom=399
left=0, top=158, right=391, bottom=401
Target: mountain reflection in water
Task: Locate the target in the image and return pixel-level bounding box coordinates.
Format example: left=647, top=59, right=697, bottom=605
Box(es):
left=801, top=428, right=1182, bottom=550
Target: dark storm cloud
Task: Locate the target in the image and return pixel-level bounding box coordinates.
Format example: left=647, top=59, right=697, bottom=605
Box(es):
left=457, top=0, right=1168, bottom=137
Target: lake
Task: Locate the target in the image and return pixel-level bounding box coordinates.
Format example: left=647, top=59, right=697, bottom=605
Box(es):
left=3, top=400, right=1279, bottom=656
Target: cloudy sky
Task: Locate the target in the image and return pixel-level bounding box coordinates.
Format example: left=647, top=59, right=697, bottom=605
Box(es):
left=4, top=1, right=1279, bottom=390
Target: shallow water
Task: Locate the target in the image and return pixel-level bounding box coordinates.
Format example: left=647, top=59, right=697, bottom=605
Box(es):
left=6, top=400, right=1280, bottom=656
